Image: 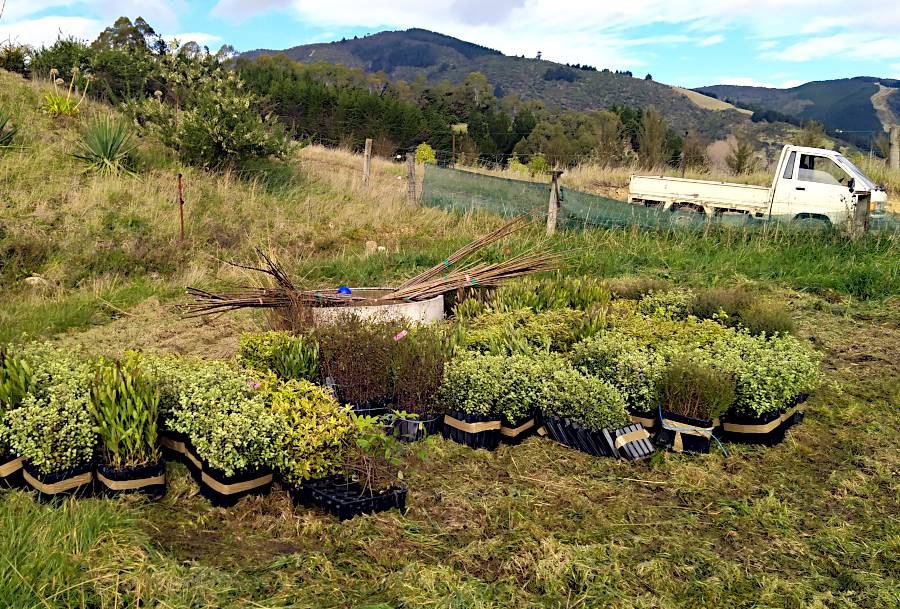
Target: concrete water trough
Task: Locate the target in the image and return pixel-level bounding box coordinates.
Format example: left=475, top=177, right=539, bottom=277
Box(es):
left=310, top=288, right=444, bottom=325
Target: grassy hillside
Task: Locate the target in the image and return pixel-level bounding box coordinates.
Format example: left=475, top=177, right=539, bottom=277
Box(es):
left=1, top=69, right=900, bottom=608
left=245, top=29, right=752, bottom=141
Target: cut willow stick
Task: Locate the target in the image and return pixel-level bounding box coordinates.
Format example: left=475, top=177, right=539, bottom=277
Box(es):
left=395, top=214, right=533, bottom=291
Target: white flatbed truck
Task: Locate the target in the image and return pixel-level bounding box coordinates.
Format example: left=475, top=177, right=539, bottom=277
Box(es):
left=628, top=145, right=888, bottom=226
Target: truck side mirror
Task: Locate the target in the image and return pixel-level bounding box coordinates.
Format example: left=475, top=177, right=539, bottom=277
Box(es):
left=848, top=178, right=855, bottom=192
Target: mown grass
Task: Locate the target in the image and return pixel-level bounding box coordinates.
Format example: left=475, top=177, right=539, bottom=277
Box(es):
left=1, top=300, right=898, bottom=608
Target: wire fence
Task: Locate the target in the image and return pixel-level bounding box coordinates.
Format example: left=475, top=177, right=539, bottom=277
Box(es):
left=421, top=164, right=900, bottom=233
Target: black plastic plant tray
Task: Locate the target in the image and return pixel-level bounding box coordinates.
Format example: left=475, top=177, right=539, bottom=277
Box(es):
left=95, top=460, right=167, bottom=498
left=541, top=413, right=616, bottom=458
left=393, top=414, right=442, bottom=442
left=500, top=414, right=537, bottom=445
left=22, top=461, right=94, bottom=501
left=656, top=411, right=713, bottom=455
left=305, top=478, right=407, bottom=520
left=194, top=455, right=274, bottom=508
left=721, top=395, right=807, bottom=446
left=442, top=410, right=502, bottom=451
left=1, top=452, right=25, bottom=490
left=602, top=424, right=656, bottom=461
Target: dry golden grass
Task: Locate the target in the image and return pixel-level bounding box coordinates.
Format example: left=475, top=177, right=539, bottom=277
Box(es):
left=670, top=85, right=753, bottom=114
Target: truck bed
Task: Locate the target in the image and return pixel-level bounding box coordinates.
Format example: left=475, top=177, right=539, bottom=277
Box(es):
left=629, top=175, right=771, bottom=210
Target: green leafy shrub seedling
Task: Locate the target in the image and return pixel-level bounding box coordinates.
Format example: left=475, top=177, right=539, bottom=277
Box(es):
left=74, top=115, right=137, bottom=176
left=238, top=331, right=319, bottom=383
left=5, top=344, right=95, bottom=475
left=658, top=356, right=736, bottom=421
left=90, top=353, right=161, bottom=469
left=262, top=375, right=354, bottom=485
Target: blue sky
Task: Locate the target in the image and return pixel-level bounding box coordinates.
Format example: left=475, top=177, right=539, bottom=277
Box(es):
left=2, top=0, right=898, bottom=88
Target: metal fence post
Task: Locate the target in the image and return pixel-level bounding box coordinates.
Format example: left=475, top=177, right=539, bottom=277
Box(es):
left=406, top=153, right=417, bottom=206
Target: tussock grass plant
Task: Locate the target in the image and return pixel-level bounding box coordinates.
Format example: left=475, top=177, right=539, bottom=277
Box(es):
left=658, top=356, right=736, bottom=420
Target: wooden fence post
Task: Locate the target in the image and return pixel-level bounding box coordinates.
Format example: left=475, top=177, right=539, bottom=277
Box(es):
left=362, top=138, right=372, bottom=187
left=177, top=173, right=185, bottom=242
left=546, top=170, right=563, bottom=235
left=890, top=125, right=900, bottom=170
left=406, top=153, right=417, bottom=206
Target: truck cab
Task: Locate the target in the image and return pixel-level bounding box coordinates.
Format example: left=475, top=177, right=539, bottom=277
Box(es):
left=769, top=145, right=888, bottom=225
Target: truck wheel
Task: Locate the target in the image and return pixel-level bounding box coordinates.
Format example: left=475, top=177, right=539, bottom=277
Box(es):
left=791, top=214, right=831, bottom=230
left=670, top=203, right=706, bottom=226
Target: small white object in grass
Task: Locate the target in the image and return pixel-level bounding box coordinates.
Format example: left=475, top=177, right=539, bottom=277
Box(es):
left=377, top=246, right=386, bottom=252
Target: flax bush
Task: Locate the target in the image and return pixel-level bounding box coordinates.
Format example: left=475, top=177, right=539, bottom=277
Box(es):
left=90, top=353, right=160, bottom=469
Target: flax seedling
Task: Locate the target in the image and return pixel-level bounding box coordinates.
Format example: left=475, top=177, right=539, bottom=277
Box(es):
left=90, top=355, right=161, bottom=469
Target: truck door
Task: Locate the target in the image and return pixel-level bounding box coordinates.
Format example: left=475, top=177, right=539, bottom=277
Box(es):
left=788, top=153, right=854, bottom=223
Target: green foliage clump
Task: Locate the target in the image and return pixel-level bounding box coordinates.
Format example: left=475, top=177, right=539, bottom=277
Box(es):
left=537, top=365, right=628, bottom=429
left=90, top=353, right=160, bottom=469
left=74, top=116, right=136, bottom=175
left=438, top=354, right=507, bottom=417
left=658, top=357, right=736, bottom=420
left=261, top=376, right=354, bottom=484
left=238, top=331, right=319, bottom=383
left=464, top=307, right=600, bottom=354
left=0, top=112, right=18, bottom=148
left=698, top=332, right=821, bottom=416
left=4, top=344, right=94, bottom=474
left=691, top=287, right=795, bottom=336
left=736, top=300, right=796, bottom=336
left=0, top=346, right=34, bottom=454
left=490, top=276, right=611, bottom=312
left=415, top=142, right=437, bottom=164
left=165, top=358, right=280, bottom=476
left=603, top=277, right=670, bottom=300
left=639, top=289, right=695, bottom=319
left=571, top=333, right=667, bottom=413
left=439, top=353, right=626, bottom=428
left=0, top=43, right=30, bottom=77
left=527, top=152, right=549, bottom=176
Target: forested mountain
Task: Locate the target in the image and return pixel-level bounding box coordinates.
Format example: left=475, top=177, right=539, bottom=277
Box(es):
left=243, top=29, right=751, bottom=141
left=697, top=77, right=900, bottom=149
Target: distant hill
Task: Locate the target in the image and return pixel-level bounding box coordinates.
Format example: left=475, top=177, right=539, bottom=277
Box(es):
left=696, top=77, right=900, bottom=147
left=244, top=29, right=754, bottom=141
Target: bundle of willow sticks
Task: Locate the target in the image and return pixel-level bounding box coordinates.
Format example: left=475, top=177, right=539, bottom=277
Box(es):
left=183, top=214, right=560, bottom=318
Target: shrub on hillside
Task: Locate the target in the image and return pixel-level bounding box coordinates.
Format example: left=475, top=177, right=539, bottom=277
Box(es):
left=129, top=55, right=287, bottom=168
left=415, top=142, right=437, bottom=164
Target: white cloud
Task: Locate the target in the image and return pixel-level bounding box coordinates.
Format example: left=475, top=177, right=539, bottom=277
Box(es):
left=0, top=16, right=103, bottom=48
left=769, top=33, right=900, bottom=62
left=698, top=34, right=724, bottom=47
left=757, top=40, right=778, bottom=50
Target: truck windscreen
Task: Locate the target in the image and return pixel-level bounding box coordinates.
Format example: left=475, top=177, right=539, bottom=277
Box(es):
left=836, top=155, right=877, bottom=190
